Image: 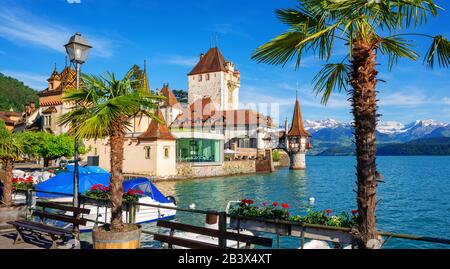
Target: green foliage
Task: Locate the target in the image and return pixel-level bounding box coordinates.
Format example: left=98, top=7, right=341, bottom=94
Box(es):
left=252, top=0, right=449, bottom=104
left=59, top=68, right=163, bottom=140
left=377, top=137, right=450, bottom=155
left=229, top=199, right=358, bottom=228
left=0, top=121, right=23, bottom=162
left=16, top=132, right=85, bottom=161
left=0, top=72, right=39, bottom=112
left=272, top=149, right=281, bottom=162
left=85, top=184, right=142, bottom=203
left=172, top=89, right=188, bottom=103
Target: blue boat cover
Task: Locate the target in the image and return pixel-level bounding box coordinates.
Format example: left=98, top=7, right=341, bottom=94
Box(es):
left=36, top=172, right=110, bottom=198
left=36, top=173, right=170, bottom=203
left=83, top=166, right=109, bottom=174
left=65, top=164, right=90, bottom=174
left=123, top=178, right=171, bottom=204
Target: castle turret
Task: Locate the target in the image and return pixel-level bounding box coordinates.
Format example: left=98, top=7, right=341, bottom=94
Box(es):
left=187, top=47, right=240, bottom=111
left=286, top=95, right=312, bottom=170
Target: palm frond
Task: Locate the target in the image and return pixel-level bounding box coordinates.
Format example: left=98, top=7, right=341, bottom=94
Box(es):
left=379, top=35, right=419, bottom=70
left=424, top=35, right=450, bottom=69
left=312, top=61, right=351, bottom=105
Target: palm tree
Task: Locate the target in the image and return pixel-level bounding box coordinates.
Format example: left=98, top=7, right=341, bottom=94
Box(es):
left=59, top=68, right=163, bottom=231
left=0, top=121, right=23, bottom=207
left=252, top=0, right=450, bottom=248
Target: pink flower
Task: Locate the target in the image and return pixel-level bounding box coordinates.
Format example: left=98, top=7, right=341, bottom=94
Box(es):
left=351, top=210, right=359, bottom=215
left=137, top=190, right=143, bottom=195
left=262, top=202, right=267, bottom=207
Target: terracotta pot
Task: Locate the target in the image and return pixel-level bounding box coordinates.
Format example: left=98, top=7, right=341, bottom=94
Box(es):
left=92, top=224, right=141, bottom=249
left=0, top=205, right=26, bottom=230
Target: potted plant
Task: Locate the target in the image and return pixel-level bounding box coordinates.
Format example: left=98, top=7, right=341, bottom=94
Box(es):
left=229, top=200, right=291, bottom=235
left=0, top=121, right=26, bottom=227
left=59, top=67, right=162, bottom=249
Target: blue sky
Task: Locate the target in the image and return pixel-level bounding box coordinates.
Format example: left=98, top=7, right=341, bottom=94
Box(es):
left=0, top=0, right=449, bottom=125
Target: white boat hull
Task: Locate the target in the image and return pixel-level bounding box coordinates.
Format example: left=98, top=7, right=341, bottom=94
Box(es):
left=47, top=197, right=176, bottom=232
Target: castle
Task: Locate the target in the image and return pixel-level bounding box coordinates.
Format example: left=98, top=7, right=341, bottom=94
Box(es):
left=13, top=46, right=311, bottom=177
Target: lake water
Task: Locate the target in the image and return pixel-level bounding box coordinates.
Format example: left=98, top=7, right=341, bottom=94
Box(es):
left=143, top=156, right=450, bottom=249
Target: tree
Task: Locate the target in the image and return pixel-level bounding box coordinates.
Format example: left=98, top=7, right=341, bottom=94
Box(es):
left=252, top=0, right=450, bottom=248
left=172, top=89, right=188, bottom=103
left=59, top=68, right=163, bottom=231
left=17, top=132, right=86, bottom=167
left=0, top=121, right=23, bottom=207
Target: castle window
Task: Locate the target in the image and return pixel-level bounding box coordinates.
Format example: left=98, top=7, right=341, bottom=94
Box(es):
left=144, top=146, right=151, bottom=159
left=198, top=74, right=202, bottom=81
left=206, top=74, right=210, bottom=81
left=164, top=147, right=170, bottom=158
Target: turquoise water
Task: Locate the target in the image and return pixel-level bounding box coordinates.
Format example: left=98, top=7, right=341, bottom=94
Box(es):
left=142, top=156, right=450, bottom=249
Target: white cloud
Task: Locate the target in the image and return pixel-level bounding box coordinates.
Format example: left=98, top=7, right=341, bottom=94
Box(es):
left=67, top=0, right=82, bottom=4
left=0, top=70, right=48, bottom=90
left=0, top=7, right=116, bottom=58
left=165, top=55, right=198, bottom=67
left=443, top=97, right=450, bottom=105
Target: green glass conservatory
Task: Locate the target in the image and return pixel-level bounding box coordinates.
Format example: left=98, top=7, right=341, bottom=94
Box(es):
left=177, top=138, right=222, bottom=163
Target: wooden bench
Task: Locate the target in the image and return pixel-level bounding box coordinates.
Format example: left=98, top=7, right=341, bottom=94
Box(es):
left=153, top=220, right=273, bottom=249
left=7, top=201, right=90, bottom=249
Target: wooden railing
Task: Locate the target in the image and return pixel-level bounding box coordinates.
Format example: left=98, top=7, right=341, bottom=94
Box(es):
left=17, top=189, right=450, bottom=249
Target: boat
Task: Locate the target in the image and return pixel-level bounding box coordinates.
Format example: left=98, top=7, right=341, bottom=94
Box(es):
left=34, top=169, right=176, bottom=232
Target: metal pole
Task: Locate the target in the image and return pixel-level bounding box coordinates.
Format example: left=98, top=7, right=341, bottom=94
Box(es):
left=218, top=212, right=227, bottom=248
left=72, top=62, right=81, bottom=242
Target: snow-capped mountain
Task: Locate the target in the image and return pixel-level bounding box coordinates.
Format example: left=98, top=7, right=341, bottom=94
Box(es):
left=304, top=119, right=349, bottom=134
left=304, top=119, right=449, bottom=142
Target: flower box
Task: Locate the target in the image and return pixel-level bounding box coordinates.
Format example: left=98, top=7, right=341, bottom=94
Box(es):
left=229, top=217, right=291, bottom=235
left=291, top=225, right=355, bottom=245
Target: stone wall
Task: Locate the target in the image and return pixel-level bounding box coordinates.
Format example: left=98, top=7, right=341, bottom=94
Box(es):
left=176, top=160, right=257, bottom=179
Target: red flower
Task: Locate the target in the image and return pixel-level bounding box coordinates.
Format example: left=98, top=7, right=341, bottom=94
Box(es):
left=241, top=199, right=253, bottom=205
left=128, top=189, right=135, bottom=196
left=273, top=202, right=279, bottom=207
left=137, top=190, right=143, bottom=195
left=351, top=210, right=359, bottom=215
left=104, top=187, right=110, bottom=191
left=48, top=170, right=54, bottom=173
left=325, top=209, right=332, bottom=215
left=90, top=186, right=97, bottom=191
left=12, top=178, right=19, bottom=183
left=282, top=203, right=289, bottom=209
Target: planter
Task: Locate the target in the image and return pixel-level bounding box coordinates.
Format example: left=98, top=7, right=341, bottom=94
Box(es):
left=291, top=225, right=355, bottom=245
left=0, top=205, right=26, bottom=230
left=229, top=217, right=290, bottom=235
left=92, top=224, right=141, bottom=249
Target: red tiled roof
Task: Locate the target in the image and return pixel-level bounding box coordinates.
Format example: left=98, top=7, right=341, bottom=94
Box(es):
left=138, top=109, right=176, bottom=141
left=287, top=99, right=310, bottom=137
left=160, top=84, right=181, bottom=109
left=188, top=47, right=228, bottom=76
left=170, top=97, right=273, bottom=129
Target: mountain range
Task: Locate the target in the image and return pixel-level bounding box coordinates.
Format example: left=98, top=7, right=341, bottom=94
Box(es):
left=300, top=119, right=450, bottom=155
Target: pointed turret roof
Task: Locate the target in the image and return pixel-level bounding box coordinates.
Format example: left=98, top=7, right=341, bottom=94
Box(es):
left=138, top=109, right=176, bottom=141
left=188, top=47, right=227, bottom=76
left=287, top=97, right=310, bottom=137
left=160, top=84, right=180, bottom=108
left=47, top=66, right=61, bottom=82
left=142, top=60, right=150, bottom=93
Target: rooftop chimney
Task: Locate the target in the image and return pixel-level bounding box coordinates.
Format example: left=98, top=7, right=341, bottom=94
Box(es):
left=200, top=53, right=204, bottom=60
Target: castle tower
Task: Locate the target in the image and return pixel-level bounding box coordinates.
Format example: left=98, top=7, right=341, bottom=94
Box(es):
left=286, top=96, right=312, bottom=170
left=187, top=47, right=240, bottom=111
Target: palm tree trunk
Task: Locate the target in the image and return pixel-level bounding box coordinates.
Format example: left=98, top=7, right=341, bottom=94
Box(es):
left=2, top=159, right=14, bottom=207
left=109, top=118, right=126, bottom=231
left=350, top=39, right=379, bottom=248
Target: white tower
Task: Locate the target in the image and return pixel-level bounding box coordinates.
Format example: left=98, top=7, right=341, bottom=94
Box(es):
left=187, top=47, right=240, bottom=111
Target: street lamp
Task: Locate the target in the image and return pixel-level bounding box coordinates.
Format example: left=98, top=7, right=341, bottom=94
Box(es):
left=64, top=32, right=91, bottom=242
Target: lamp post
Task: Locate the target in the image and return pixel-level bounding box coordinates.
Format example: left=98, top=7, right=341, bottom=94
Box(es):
left=64, top=32, right=91, bottom=242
